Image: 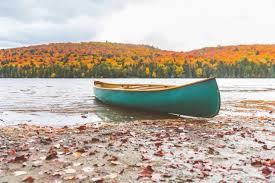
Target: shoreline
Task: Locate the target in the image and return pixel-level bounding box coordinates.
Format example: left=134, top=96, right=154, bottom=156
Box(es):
left=0, top=116, right=275, bottom=182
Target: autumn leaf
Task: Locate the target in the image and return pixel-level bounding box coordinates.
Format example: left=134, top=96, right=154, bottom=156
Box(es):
left=77, top=125, right=87, bottom=131
left=154, top=149, right=165, bottom=157
left=264, top=159, right=275, bottom=167
left=139, top=165, right=154, bottom=178
left=22, top=176, right=34, bottom=183
left=262, top=167, right=271, bottom=176
left=46, top=147, right=58, bottom=160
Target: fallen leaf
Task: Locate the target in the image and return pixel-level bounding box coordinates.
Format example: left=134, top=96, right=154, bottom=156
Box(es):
left=262, top=167, right=271, bottom=176
left=264, top=159, right=275, bottom=167
left=73, top=152, right=82, bottom=158
left=77, top=125, right=87, bottom=131
left=251, top=159, right=262, bottom=167
left=46, top=147, right=57, bottom=160
left=22, top=176, right=34, bottom=183
left=139, top=165, right=154, bottom=178
left=108, top=156, right=118, bottom=161
left=154, top=141, right=162, bottom=148
left=10, top=155, right=28, bottom=163
left=154, top=149, right=165, bottom=157
left=8, top=149, right=16, bottom=156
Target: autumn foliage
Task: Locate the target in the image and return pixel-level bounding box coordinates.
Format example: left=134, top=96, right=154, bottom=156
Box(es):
left=0, top=42, right=274, bottom=78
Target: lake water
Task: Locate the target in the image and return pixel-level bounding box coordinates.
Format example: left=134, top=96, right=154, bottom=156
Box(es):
left=0, top=78, right=274, bottom=126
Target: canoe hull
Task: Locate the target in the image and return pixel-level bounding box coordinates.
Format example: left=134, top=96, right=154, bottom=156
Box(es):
left=94, top=79, right=220, bottom=118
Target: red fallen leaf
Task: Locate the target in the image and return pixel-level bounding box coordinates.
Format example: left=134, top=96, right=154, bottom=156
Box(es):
left=8, top=149, right=16, bottom=156
left=154, top=149, right=165, bottom=157
left=9, top=155, right=27, bottom=163
left=216, top=144, right=226, bottom=148
left=139, top=165, right=154, bottom=178
left=77, top=125, right=87, bottom=131
left=108, top=156, right=118, bottom=161
left=199, top=171, right=209, bottom=178
left=154, top=141, right=162, bottom=148
left=264, top=159, right=275, bottom=167
left=262, top=167, right=271, bottom=176
left=22, top=176, right=34, bottom=183
left=251, top=159, right=262, bottom=167
left=46, top=147, right=57, bottom=160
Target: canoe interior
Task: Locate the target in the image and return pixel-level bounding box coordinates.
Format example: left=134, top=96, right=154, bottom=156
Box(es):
left=94, top=81, right=175, bottom=91
left=94, top=78, right=216, bottom=92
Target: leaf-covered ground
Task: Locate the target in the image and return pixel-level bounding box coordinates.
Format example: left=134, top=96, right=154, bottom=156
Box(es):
left=0, top=116, right=275, bottom=182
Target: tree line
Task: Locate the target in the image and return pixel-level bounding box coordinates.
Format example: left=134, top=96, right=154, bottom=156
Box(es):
left=0, top=58, right=274, bottom=78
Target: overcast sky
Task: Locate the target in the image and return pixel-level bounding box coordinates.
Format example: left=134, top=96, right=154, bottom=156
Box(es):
left=1, top=0, right=275, bottom=51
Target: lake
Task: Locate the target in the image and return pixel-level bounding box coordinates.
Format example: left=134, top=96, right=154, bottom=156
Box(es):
left=0, top=78, right=274, bottom=126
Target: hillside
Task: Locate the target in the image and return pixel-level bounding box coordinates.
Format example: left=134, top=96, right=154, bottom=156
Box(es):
left=0, top=42, right=274, bottom=78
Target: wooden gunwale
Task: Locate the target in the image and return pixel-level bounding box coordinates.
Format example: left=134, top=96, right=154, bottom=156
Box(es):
left=94, top=77, right=216, bottom=92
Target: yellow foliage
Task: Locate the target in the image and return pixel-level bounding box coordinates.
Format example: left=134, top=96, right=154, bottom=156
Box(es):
left=50, top=73, right=56, bottom=78
left=195, top=68, right=203, bottom=77
left=145, top=67, right=150, bottom=76
left=175, top=66, right=183, bottom=76
left=152, top=71, right=157, bottom=78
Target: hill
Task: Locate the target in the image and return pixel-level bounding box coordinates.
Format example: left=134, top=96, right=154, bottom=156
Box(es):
left=0, top=42, right=274, bottom=78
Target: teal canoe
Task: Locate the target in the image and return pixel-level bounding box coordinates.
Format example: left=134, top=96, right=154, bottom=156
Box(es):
left=93, top=78, right=220, bottom=118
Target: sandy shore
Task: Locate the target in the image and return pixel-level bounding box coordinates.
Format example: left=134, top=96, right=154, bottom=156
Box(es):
left=0, top=116, right=275, bottom=183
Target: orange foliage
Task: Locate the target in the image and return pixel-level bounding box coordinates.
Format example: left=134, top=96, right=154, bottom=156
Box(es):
left=0, top=42, right=274, bottom=68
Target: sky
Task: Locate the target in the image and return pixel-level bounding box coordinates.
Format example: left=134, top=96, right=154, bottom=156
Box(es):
left=0, top=0, right=275, bottom=51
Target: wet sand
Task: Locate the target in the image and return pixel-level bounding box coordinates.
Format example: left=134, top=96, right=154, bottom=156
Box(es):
left=0, top=115, right=275, bottom=182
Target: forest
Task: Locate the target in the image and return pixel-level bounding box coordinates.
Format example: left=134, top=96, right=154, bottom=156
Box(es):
left=0, top=42, right=274, bottom=78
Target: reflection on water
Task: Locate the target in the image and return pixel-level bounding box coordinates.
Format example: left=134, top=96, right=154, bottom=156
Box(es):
left=0, top=78, right=274, bottom=126
left=94, top=100, right=179, bottom=122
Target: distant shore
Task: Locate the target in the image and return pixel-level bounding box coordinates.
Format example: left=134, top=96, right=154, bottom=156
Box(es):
left=0, top=115, right=274, bottom=182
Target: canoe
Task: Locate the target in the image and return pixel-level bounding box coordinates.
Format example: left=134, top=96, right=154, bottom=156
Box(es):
left=93, top=78, right=221, bottom=118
